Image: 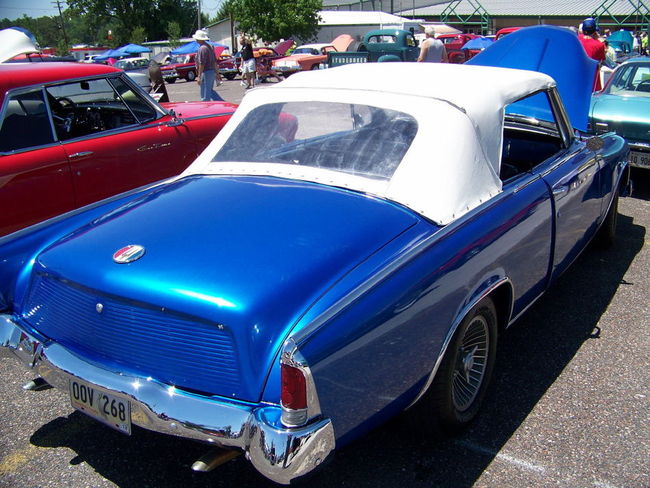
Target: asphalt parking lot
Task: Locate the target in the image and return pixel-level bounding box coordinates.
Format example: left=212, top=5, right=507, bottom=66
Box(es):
left=0, top=78, right=648, bottom=488
left=164, top=74, right=275, bottom=105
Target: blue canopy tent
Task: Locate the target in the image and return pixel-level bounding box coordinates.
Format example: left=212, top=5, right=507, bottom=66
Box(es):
left=94, top=48, right=127, bottom=61
left=117, top=43, right=151, bottom=54
left=170, top=40, right=227, bottom=55
left=461, top=37, right=494, bottom=51
left=607, top=30, right=634, bottom=53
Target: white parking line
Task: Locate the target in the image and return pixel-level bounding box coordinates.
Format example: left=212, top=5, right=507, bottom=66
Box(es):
left=455, top=439, right=546, bottom=474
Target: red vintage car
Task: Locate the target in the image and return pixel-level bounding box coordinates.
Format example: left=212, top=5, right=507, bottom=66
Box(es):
left=161, top=50, right=238, bottom=83
left=0, top=62, right=237, bottom=236
left=437, top=33, right=481, bottom=63
left=234, top=40, right=295, bottom=82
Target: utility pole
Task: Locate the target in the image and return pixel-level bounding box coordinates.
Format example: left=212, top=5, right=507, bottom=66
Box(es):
left=197, top=0, right=201, bottom=29
left=53, top=0, right=69, bottom=47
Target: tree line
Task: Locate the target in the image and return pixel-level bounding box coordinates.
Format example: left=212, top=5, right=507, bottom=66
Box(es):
left=1, top=0, right=322, bottom=54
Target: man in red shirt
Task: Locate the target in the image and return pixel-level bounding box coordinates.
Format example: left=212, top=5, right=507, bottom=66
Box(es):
left=579, top=18, right=606, bottom=91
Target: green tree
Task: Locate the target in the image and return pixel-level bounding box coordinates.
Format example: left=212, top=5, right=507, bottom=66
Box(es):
left=214, top=0, right=235, bottom=22
left=231, top=0, right=322, bottom=42
left=167, top=21, right=181, bottom=48
left=67, top=0, right=197, bottom=45
left=56, top=38, right=70, bottom=56
left=131, top=26, right=146, bottom=44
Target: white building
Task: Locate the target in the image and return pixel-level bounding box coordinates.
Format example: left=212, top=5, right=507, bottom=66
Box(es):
left=316, top=10, right=424, bottom=43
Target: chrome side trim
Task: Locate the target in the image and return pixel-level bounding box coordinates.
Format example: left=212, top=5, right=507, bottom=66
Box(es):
left=0, top=315, right=334, bottom=485
left=406, top=277, right=513, bottom=409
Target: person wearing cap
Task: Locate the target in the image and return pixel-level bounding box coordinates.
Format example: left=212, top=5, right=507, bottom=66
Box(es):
left=417, top=26, right=448, bottom=63
left=193, top=29, right=223, bottom=101
left=579, top=18, right=606, bottom=91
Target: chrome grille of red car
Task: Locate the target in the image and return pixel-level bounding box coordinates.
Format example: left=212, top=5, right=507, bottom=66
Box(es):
left=21, top=274, right=241, bottom=397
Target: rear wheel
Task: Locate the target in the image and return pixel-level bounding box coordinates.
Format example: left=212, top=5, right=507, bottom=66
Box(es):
left=167, top=78, right=176, bottom=84
left=224, top=73, right=236, bottom=80
left=423, top=297, right=497, bottom=435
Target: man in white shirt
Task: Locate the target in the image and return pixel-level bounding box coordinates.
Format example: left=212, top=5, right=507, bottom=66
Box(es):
left=418, top=26, right=448, bottom=63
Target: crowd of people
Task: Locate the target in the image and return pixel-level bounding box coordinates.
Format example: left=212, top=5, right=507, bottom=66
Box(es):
left=578, top=17, right=648, bottom=90
left=189, top=19, right=648, bottom=101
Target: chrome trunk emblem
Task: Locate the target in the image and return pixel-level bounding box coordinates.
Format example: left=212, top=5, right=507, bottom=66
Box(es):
left=113, top=244, right=146, bottom=264
left=96, top=303, right=104, bottom=314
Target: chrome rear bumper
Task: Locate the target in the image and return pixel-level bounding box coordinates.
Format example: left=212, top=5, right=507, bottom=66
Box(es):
left=0, top=314, right=334, bottom=484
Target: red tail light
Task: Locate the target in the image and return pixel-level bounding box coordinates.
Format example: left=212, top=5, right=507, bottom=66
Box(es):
left=281, top=362, right=307, bottom=410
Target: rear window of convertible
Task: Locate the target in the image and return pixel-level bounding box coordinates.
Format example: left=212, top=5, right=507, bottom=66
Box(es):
left=212, top=101, right=418, bottom=180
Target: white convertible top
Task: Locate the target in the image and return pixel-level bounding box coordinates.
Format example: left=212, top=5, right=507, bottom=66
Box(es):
left=185, top=63, right=556, bottom=224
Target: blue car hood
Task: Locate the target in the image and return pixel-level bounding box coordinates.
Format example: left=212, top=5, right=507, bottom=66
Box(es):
left=468, top=25, right=597, bottom=132
left=27, top=175, right=419, bottom=401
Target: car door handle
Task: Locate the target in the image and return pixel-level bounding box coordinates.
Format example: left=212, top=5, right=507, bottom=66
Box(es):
left=69, top=151, right=94, bottom=159
left=553, top=185, right=569, bottom=197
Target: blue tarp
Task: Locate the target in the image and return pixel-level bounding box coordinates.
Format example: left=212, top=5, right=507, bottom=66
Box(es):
left=468, top=25, right=597, bottom=132
left=94, top=48, right=127, bottom=61
left=170, top=40, right=228, bottom=55
left=608, top=30, right=634, bottom=52
left=461, top=37, right=494, bottom=50
left=118, top=43, right=151, bottom=54
left=94, top=44, right=150, bottom=61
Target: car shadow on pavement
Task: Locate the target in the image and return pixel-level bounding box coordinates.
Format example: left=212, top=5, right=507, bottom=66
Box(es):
left=29, top=213, right=645, bottom=488
left=629, top=168, right=650, bottom=200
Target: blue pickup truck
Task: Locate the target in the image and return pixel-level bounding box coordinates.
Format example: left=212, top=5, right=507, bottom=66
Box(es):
left=327, top=29, right=420, bottom=67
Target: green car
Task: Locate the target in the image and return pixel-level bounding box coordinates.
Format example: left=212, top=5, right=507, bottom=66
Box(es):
left=590, top=58, right=650, bottom=168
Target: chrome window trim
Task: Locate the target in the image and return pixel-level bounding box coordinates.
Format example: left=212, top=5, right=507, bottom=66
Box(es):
left=547, top=86, right=574, bottom=148
left=0, top=85, right=58, bottom=153
left=106, top=76, right=155, bottom=125
left=44, top=74, right=158, bottom=142
left=0, top=71, right=171, bottom=154
left=114, top=72, right=168, bottom=119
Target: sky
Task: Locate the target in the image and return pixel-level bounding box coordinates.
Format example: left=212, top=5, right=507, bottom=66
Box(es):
left=0, top=0, right=225, bottom=21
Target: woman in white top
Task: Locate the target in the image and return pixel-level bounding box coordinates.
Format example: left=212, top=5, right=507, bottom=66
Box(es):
left=418, top=26, right=448, bottom=63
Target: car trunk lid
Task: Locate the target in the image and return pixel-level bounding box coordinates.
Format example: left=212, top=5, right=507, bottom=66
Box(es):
left=24, top=175, right=419, bottom=401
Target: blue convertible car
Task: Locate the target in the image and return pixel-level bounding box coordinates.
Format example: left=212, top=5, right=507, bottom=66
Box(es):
left=0, top=27, right=630, bottom=483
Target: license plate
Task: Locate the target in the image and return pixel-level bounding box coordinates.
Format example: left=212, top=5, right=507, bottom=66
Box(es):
left=69, top=379, right=131, bottom=434
left=630, top=150, right=650, bottom=168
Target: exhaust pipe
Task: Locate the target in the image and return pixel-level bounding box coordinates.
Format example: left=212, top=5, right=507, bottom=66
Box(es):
left=23, top=377, right=52, bottom=391
left=191, top=449, right=241, bottom=472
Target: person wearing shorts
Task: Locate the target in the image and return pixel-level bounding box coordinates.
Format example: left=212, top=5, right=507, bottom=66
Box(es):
left=240, top=35, right=256, bottom=89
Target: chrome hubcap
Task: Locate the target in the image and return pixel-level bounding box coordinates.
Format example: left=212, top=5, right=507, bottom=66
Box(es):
left=452, top=316, right=489, bottom=412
